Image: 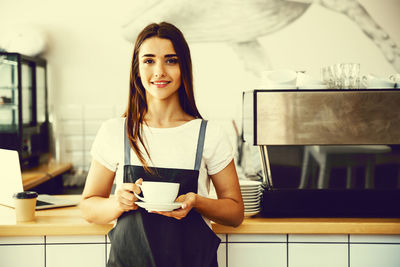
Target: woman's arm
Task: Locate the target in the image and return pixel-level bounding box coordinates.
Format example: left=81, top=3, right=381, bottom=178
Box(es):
left=156, top=160, right=244, bottom=227
left=194, top=160, right=244, bottom=227
left=80, top=159, right=141, bottom=224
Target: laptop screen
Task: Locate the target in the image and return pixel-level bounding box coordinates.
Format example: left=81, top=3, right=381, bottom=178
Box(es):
left=0, top=149, right=25, bottom=207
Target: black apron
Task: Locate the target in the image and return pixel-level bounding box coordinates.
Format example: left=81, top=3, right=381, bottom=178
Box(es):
left=108, top=120, right=221, bottom=267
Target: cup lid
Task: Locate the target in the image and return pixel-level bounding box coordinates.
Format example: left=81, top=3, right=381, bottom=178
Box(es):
left=13, top=191, right=38, bottom=199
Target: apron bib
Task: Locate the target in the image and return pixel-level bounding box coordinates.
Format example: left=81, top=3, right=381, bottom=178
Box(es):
left=107, top=120, right=221, bottom=267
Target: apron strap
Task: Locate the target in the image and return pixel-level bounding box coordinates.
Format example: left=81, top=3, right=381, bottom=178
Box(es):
left=194, top=120, right=208, bottom=171
left=124, top=119, right=131, bottom=166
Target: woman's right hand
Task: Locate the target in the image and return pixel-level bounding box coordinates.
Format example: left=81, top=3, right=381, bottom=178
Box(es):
left=115, top=178, right=143, bottom=212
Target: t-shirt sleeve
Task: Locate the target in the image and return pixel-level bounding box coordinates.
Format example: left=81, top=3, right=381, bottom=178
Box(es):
left=204, top=121, right=235, bottom=175
left=90, top=119, right=121, bottom=172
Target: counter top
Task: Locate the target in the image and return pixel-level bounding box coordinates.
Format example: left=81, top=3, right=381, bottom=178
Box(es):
left=1, top=195, right=400, bottom=236
left=22, top=162, right=73, bottom=190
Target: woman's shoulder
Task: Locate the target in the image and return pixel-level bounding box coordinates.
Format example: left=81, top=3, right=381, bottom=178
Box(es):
left=202, top=119, right=233, bottom=146
left=204, top=119, right=224, bottom=136
left=202, top=119, right=235, bottom=174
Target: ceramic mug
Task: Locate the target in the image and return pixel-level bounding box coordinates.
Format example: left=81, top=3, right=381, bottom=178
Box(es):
left=134, top=181, right=180, bottom=203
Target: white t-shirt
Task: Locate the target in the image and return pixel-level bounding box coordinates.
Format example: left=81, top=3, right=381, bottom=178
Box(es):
left=90, top=118, right=234, bottom=218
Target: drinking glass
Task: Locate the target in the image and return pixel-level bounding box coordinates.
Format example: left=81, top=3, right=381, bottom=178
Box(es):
left=332, top=64, right=343, bottom=89
left=321, top=67, right=332, bottom=88
left=341, top=63, right=360, bottom=89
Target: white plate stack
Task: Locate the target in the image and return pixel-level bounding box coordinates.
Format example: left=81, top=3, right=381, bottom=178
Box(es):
left=239, top=180, right=263, bottom=217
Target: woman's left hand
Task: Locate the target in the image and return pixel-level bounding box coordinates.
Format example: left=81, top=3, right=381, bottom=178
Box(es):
left=153, top=192, right=197, bottom=220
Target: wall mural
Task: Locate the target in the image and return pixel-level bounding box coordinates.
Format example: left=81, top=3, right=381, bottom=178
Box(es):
left=121, top=0, right=400, bottom=76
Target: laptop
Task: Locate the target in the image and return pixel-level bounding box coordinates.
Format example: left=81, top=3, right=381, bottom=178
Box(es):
left=0, top=148, right=79, bottom=210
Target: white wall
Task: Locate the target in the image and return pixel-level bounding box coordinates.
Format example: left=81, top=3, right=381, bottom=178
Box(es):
left=1, top=0, right=399, bottom=174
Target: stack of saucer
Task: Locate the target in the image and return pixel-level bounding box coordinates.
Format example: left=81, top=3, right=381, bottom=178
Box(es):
left=239, top=180, right=263, bottom=217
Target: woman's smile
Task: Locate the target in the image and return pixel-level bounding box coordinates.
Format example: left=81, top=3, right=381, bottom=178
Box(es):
left=151, top=80, right=171, bottom=88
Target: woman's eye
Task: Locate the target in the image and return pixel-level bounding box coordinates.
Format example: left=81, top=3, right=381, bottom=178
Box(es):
left=166, top=58, right=178, bottom=64
left=144, top=59, right=154, bottom=64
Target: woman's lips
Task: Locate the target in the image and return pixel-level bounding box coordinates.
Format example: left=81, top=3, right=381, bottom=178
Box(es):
left=151, top=81, right=170, bottom=88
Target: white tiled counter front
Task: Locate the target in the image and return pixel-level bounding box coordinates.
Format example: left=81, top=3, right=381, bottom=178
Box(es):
left=222, top=234, right=400, bottom=267
left=349, top=235, right=400, bottom=267
left=45, top=235, right=107, bottom=267
left=227, top=234, right=287, bottom=267
left=0, top=236, right=44, bottom=267
left=1, top=234, right=400, bottom=267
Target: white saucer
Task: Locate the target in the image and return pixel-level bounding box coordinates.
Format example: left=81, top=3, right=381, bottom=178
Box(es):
left=244, top=201, right=260, bottom=206
left=245, top=206, right=261, bottom=212
left=241, top=189, right=261, bottom=195
left=243, top=196, right=261, bottom=201
left=135, top=201, right=182, bottom=212
left=244, top=203, right=260, bottom=209
left=244, top=210, right=260, bottom=217
left=239, top=180, right=262, bottom=187
left=241, top=186, right=261, bottom=191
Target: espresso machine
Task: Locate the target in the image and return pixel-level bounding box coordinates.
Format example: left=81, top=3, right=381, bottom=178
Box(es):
left=242, top=89, right=400, bottom=217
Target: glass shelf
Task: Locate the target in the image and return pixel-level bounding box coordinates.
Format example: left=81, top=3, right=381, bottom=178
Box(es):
left=0, top=103, right=17, bottom=108
left=0, top=87, right=18, bottom=107
left=0, top=124, right=19, bottom=133
left=0, top=56, right=18, bottom=66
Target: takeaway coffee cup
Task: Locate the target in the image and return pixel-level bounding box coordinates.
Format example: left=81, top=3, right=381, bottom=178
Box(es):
left=13, top=191, right=38, bottom=222
left=134, top=181, right=180, bottom=203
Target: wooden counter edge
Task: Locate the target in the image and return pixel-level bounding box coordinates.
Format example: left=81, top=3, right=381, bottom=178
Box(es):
left=0, top=223, right=113, bottom=236
left=2, top=219, right=399, bottom=236
left=212, top=218, right=400, bottom=235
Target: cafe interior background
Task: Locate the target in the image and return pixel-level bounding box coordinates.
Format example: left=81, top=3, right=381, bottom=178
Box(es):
left=0, top=0, right=399, bottom=191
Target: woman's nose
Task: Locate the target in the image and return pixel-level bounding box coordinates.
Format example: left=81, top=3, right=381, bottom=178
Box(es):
left=154, top=62, right=166, bottom=78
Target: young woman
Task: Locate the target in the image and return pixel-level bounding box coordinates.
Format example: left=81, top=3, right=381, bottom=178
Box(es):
left=80, top=22, right=244, bottom=267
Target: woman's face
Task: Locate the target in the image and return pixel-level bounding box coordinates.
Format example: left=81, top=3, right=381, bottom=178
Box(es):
left=138, top=37, right=181, bottom=101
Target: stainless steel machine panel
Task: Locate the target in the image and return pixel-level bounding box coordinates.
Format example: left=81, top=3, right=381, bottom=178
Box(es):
left=243, top=90, right=400, bottom=145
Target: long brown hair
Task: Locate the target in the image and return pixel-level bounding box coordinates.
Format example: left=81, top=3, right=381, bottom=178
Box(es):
left=123, top=22, right=202, bottom=172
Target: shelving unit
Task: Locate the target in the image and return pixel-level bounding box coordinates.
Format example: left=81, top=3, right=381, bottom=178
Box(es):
left=0, top=52, right=49, bottom=169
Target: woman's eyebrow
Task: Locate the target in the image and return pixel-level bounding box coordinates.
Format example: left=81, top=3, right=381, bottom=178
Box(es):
left=141, top=54, right=178, bottom=58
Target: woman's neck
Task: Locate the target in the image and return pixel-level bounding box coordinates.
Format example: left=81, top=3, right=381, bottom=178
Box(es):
left=144, top=95, right=194, bottom=128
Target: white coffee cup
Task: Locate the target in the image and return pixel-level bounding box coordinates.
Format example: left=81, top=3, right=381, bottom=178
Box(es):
left=134, top=181, right=180, bottom=203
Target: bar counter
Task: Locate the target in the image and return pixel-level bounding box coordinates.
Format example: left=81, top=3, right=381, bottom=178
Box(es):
left=1, top=195, right=399, bottom=236
left=2, top=195, right=400, bottom=267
